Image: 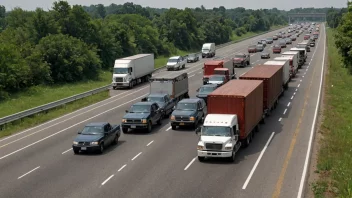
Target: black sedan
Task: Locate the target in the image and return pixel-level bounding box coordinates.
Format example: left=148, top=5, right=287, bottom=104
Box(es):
left=73, top=122, right=120, bottom=154
left=261, top=51, right=271, bottom=59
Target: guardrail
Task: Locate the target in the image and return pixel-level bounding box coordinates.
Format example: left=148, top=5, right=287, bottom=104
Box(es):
left=0, top=26, right=286, bottom=127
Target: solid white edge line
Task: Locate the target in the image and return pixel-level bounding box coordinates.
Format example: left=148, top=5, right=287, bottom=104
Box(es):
left=131, top=152, right=142, bottom=161
left=146, top=140, right=154, bottom=146
left=101, top=174, right=114, bottom=185
left=278, top=118, right=282, bottom=122
left=18, top=166, right=40, bottom=179
left=296, top=88, right=298, bottom=91
left=242, top=132, right=275, bottom=189
left=0, top=95, right=147, bottom=161
left=300, top=79, right=302, bottom=82
left=297, top=25, right=326, bottom=198
left=184, top=157, right=197, bottom=170
left=294, top=92, right=296, bottom=95
left=166, top=126, right=171, bottom=131
left=287, top=102, right=291, bottom=107
left=118, top=164, right=127, bottom=172
left=61, top=148, right=72, bottom=154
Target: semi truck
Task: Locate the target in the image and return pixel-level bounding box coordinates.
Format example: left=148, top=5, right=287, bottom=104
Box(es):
left=264, top=60, right=290, bottom=90
left=112, top=54, right=154, bottom=89
left=202, top=59, right=234, bottom=85
left=239, top=65, right=283, bottom=115
left=196, top=80, right=264, bottom=162
left=281, top=51, right=299, bottom=75
left=274, top=56, right=297, bottom=78
left=202, top=43, right=216, bottom=58
left=290, top=47, right=307, bottom=67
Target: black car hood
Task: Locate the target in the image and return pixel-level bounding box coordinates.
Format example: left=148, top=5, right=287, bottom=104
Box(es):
left=172, top=110, right=196, bottom=117
left=123, top=113, right=150, bottom=119
left=74, top=134, right=103, bottom=142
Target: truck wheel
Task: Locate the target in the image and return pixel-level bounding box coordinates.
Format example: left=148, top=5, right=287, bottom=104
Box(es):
left=99, top=143, right=104, bottom=154
left=183, top=64, right=185, bottom=69
left=184, top=93, right=190, bottom=98
left=122, top=127, right=128, bottom=133
left=147, top=122, right=152, bottom=133
left=243, top=135, right=251, bottom=148
left=255, top=124, right=260, bottom=132
left=112, top=135, right=119, bottom=145
left=228, top=151, right=235, bottom=162
left=198, top=156, right=205, bottom=162
left=129, top=82, right=133, bottom=89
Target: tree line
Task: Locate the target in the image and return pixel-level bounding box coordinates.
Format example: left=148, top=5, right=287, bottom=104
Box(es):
left=0, top=1, right=289, bottom=99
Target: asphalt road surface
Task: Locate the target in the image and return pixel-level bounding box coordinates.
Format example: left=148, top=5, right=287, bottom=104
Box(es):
left=0, top=25, right=325, bottom=198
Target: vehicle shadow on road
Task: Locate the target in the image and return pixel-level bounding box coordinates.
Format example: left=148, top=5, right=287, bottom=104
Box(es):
left=78, top=140, right=126, bottom=156
left=122, top=120, right=171, bottom=136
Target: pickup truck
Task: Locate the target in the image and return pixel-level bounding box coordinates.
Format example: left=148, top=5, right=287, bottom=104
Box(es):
left=72, top=122, right=121, bottom=154
left=207, top=68, right=232, bottom=87
left=167, top=56, right=187, bottom=71
left=170, top=98, right=207, bottom=130
left=141, top=93, right=176, bottom=118
left=233, top=53, right=250, bottom=68
left=122, top=102, right=163, bottom=133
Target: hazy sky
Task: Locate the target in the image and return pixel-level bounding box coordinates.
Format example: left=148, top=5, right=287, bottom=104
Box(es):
left=1, top=0, right=347, bottom=11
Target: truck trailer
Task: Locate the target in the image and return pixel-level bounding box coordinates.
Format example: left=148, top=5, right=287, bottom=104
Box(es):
left=196, top=80, right=264, bottom=162
left=202, top=59, right=234, bottom=84
left=264, top=60, right=290, bottom=90
left=281, top=51, right=299, bottom=76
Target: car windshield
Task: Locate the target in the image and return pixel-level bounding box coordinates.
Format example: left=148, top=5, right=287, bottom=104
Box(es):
left=81, top=126, right=104, bottom=135
left=262, top=51, right=269, bottom=54
left=209, top=75, right=225, bottom=81
left=129, top=105, right=150, bottom=113
left=176, top=103, right=197, bottom=111
left=113, top=68, right=128, bottom=74
left=199, top=86, right=216, bottom=94
left=146, top=97, right=164, bottom=102
left=257, top=45, right=263, bottom=48
left=168, top=58, right=178, bottom=63
left=234, top=54, right=245, bottom=58
left=249, top=45, right=256, bottom=48
left=267, top=38, right=273, bottom=40
left=202, top=126, right=231, bottom=136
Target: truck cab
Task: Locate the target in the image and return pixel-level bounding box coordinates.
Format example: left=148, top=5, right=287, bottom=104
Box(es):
left=207, top=68, right=231, bottom=87
left=196, top=114, right=241, bottom=162
left=202, top=43, right=216, bottom=58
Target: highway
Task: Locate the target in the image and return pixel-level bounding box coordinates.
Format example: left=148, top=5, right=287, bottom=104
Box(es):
left=0, top=25, right=325, bottom=198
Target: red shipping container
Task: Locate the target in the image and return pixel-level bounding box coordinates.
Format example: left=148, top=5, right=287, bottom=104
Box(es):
left=239, top=65, right=283, bottom=111
left=207, top=80, right=263, bottom=140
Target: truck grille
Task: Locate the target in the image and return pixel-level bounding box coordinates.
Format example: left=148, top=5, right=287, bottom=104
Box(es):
left=115, top=77, right=123, bottom=82
left=78, top=142, right=90, bottom=146
left=205, top=143, right=223, bottom=150
left=175, top=116, right=190, bottom=121
left=126, top=119, right=141, bottom=123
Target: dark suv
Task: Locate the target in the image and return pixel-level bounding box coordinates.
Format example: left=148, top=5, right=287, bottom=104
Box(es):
left=170, top=98, right=207, bottom=130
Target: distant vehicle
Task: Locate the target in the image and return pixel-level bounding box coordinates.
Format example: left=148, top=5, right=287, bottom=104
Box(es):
left=73, top=122, right=121, bottom=154
left=310, top=42, right=315, bottom=47
left=112, top=54, right=154, bottom=89
left=248, top=45, right=257, bottom=53
left=207, top=74, right=228, bottom=87
left=304, top=34, right=310, bottom=40
left=297, top=42, right=310, bottom=52
left=187, top=53, right=200, bottom=63
left=290, top=35, right=297, bottom=41
left=272, top=45, right=282, bottom=53
left=261, top=39, right=267, bottom=47
left=273, top=35, right=278, bottom=40
left=261, top=51, right=271, bottom=59
left=286, top=38, right=292, bottom=44
left=170, top=98, right=207, bottom=130
left=233, top=53, right=250, bottom=68
left=266, top=37, right=274, bottom=44
left=256, top=44, right=264, bottom=52
left=202, top=43, right=216, bottom=58
left=279, top=39, right=287, bottom=48
left=166, top=56, right=187, bottom=71
left=122, top=102, right=163, bottom=133
left=196, top=84, right=218, bottom=105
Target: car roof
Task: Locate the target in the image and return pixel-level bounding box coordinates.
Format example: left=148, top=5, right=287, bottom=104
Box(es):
left=133, top=102, right=154, bottom=106
left=201, top=84, right=218, bottom=88
left=86, top=122, right=108, bottom=127
left=169, top=56, right=181, bottom=59
left=179, top=98, right=202, bottom=103
left=148, top=93, right=168, bottom=97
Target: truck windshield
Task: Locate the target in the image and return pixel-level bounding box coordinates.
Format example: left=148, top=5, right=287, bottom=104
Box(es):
left=114, top=68, right=129, bottom=74
left=202, top=49, right=209, bottom=52
left=296, top=44, right=306, bottom=48
left=234, top=55, right=245, bottom=58
left=168, top=59, right=178, bottom=63
left=202, top=126, right=231, bottom=137
left=146, top=97, right=164, bottom=102
left=199, top=86, right=216, bottom=94
left=209, top=76, right=225, bottom=81
left=129, top=105, right=150, bottom=113
left=81, top=126, right=104, bottom=135
left=176, top=103, right=197, bottom=111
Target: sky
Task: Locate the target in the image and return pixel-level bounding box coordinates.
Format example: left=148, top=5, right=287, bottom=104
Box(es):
left=0, top=0, right=347, bottom=11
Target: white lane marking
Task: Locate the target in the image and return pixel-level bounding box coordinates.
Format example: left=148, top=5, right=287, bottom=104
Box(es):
left=101, top=174, right=114, bottom=185
left=131, top=152, right=142, bottom=161
left=302, top=76, right=305, bottom=78
left=166, top=126, right=171, bottom=131
left=242, top=132, right=275, bottom=189
left=306, top=69, right=308, bottom=71
left=278, top=118, right=282, bottom=122
left=294, top=92, right=296, bottom=95
left=296, top=88, right=298, bottom=91
left=184, top=157, right=197, bottom=170
left=300, top=79, right=302, bottom=82
left=298, top=84, right=301, bottom=87
left=18, top=166, right=40, bottom=179
left=118, top=164, right=127, bottom=172
left=0, top=95, right=146, bottom=161
left=297, top=25, right=326, bottom=198
left=251, top=54, right=255, bottom=57
left=189, top=74, right=195, bottom=78
left=198, top=71, right=202, bottom=74
left=283, top=109, right=287, bottom=115
left=146, top=140, right=154, bottom=146
left=287, top=102, right=291, bottom=107
left=291, top=96, right=294, bottom=100
left=61, top=148, right=72, bottom=154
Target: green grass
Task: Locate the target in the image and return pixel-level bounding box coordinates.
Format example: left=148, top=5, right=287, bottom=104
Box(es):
left=154, top=49, right=197, bottom=69
left=312, top=28, right=352, bottom=197
left=0, top=91, right=109, bottom=138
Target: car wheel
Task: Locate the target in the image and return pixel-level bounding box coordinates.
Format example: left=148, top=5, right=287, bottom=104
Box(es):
left=73, top=149, right=79, bottom=154
left=99, top=143, right=104, bottom=154
left=112, top=134, right=119, bottom=145
left=157, top=117, right=162, bottom=125
left=198, top=156, right=205, bottom=162
left=147, top=122, right=152, bottom=133
left=122, top=127, right=128, bottom=133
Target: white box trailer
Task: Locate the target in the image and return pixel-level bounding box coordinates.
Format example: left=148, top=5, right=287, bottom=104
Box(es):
left=275, top=56, right=298, bottom=78
left=264, top=60, right=290, bottom=89
left=282, top=51, right=299, bottom=71
left=290, top=47, right=307, bottom=67
left=112, top=54, right=154, bottom=89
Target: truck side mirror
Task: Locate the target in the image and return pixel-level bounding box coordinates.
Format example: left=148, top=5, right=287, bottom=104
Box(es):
left=195, top=127, right=201, bottom=134
left=196, top=88, right=200, bottom=92
left=141, top=97, right=147, bottom=102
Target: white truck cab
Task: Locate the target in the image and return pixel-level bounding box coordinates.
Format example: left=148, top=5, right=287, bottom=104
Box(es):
left=196, top=114, right=241, bottom=162
left=201, top=43, right=216, bottom=58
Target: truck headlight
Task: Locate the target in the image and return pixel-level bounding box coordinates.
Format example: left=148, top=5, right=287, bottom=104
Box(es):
left=142, top=119, right=147, bottom=123
left=170, top=115, right=175, bottom=120
left=224, top=144, right=233, bottom=150
left=190, top=117, right=195, bottom=121
left=73, top=141, right=78, bottom=145
left=122, top=119, right=126, bottom=123
left=197, top=146, right=204, bottom=150
left=91, top=142, right=99, bottom=145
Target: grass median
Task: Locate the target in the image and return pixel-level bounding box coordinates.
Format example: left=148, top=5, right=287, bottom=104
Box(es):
left=0, top=25, right=285, bottom=137
left=311, top=28, right=352, bottom=197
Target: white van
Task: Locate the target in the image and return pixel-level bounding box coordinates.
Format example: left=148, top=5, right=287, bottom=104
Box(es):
left=202, top=43, right=216, bottom=58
